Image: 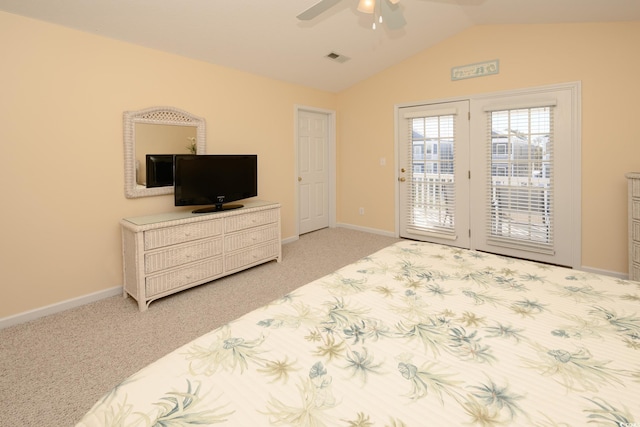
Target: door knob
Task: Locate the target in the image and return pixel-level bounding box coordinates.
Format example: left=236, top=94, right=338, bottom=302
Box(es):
left=398, top=177, right=406, bottom=182
left=298, top=177, right=302, bottom=182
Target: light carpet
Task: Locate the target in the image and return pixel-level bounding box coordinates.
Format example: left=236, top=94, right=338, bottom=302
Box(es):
left=0, top=227, right=400, bottom=426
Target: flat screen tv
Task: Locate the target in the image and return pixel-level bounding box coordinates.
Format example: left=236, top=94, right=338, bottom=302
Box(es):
left=174, top=154, right=258, bottom=213
left=146, top=154, right=174, bottom=188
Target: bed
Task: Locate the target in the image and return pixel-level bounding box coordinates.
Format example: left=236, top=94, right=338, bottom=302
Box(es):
left=77, top=240, right=640, bottom=426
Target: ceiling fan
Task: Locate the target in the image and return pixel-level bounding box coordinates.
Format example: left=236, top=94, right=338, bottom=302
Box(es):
left=297, top=0, right=406, bottom=30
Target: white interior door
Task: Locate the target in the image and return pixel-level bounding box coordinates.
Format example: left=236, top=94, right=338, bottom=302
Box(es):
left=298, top=110, right=330, bottom=234
left=398, top=101, right=470, bottom=248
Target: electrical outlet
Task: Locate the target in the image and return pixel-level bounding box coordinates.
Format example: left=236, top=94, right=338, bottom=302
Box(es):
left=359, top=207, right=365, bottom=215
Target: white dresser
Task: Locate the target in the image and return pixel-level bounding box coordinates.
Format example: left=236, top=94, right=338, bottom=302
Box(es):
left=121, top=200, right=281, bottom=311
left=627, top=173, right=640, bottom=281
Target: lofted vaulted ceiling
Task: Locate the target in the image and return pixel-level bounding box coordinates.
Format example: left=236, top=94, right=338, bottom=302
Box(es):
left=1, top=0, right=639, bottom=92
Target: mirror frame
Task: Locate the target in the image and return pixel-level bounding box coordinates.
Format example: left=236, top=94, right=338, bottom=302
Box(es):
left=124, top=106, right=206, bottom=198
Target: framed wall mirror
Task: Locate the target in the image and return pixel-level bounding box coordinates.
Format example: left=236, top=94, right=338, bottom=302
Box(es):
left=124, top=106, right=206, bottom=198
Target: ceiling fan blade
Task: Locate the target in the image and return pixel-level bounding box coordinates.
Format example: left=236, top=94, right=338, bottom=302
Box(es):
left=380, top=0, right=406, bottom=29
left=297, top=0, right=343, bottom=20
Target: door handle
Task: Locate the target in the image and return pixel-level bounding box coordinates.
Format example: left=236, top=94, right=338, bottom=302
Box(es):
left=298, top=177, right=302, bottom=182
left=398, top=177, right=406, bottom=182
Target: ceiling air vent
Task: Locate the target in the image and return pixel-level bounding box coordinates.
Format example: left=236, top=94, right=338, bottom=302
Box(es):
left=326, top=52, right=350, bottom=63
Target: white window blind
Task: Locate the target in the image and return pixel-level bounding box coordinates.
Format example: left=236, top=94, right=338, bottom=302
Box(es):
left=405, top=111, right=457, bottom=240
left=486, top=106, right=555, bottom=254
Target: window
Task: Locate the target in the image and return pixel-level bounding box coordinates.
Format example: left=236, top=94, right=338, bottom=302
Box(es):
left=486, top=107, right=553, bottom=251
left=409, top=114, right=457, bottom=232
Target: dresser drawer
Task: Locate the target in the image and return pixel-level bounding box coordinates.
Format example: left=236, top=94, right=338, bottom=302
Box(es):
left=145, top=238, right=223, bottom=274
left=225, top=241, right=280, bottom=271
left=144, top=220, right=222, bottom=250
left=632, top=178, right=640, bottom=199
left=224, top=225, right=279, bottom=252
left=224, top=209, right=278, bottom=233
left=632, top=263, right=640, bottom=282
left=632, top=242, right=640, bottom=265
left=632, top=200, right=640, bottom=221
left=633, top=221, right=640, bottom=242
left=146, top=258, right=223, bottom=297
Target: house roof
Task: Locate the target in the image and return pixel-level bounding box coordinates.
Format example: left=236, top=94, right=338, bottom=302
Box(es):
left=1, top=0, right=639, bottom=92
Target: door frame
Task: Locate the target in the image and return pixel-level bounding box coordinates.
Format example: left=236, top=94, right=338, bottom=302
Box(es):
left=294, top=105, right=337, bottom=238
left=394, top=82, right=581, bottom=269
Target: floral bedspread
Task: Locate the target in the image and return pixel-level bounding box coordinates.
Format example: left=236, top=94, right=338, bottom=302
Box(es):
left=77, top=241, right=640, bottom=426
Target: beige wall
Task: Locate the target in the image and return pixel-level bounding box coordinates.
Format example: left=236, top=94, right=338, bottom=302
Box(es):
left=0, top=11, right=336, bottom=318
left=2, top=11, right=639, bottom=319
left=337, top=22, right=640, bottom=276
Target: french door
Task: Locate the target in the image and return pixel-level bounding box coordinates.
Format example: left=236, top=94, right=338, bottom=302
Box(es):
left=398, top=83, right=580, bottom=268
left=398, top=101, right=470, bottom=248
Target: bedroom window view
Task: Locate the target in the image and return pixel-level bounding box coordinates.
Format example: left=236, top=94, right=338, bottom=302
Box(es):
left=409, top=114, right=456, bottom=235
left=488, top=107, right=554, bottom=252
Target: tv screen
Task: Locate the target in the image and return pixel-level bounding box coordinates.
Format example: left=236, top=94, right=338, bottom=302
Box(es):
left=174, top=154, right=257, bottom=213
left=146, top=154, right=174, bottom=188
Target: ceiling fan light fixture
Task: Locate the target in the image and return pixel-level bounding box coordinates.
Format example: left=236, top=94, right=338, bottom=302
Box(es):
left=357, top=0, right=375, bottom=14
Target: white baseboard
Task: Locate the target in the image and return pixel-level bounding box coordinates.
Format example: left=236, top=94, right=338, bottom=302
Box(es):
left=335, top=223, right=397, bottom=238
left=287, top=224, right=395, bottom=243
left=282, top=235, right=299, bottom=245
left=0, top=286, right=122, bottom=330
left=579, top=265, right=628, bottom=280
